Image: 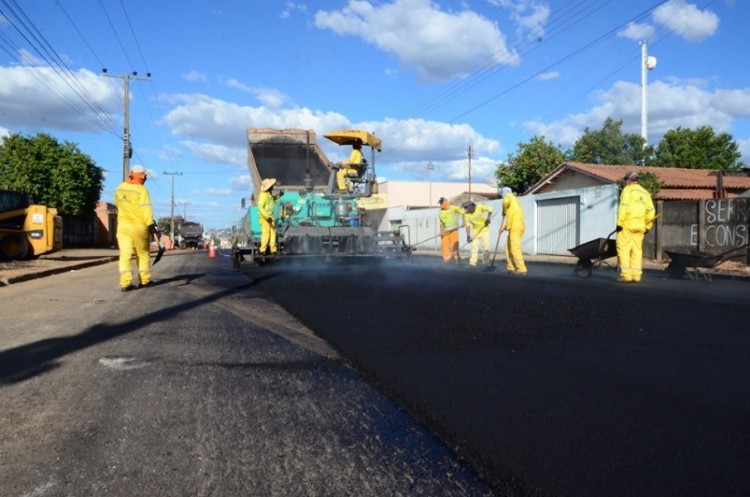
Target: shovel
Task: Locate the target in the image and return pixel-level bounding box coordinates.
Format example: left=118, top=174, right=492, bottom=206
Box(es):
left=152, top=243, right=166, bottom=266
left=484, top=230, right=505, bottom=272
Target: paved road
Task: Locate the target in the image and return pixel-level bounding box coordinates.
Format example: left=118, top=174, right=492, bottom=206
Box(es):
left=0, top=251, right=495, bottom=497
left=239, top=255, right=750, bottom=497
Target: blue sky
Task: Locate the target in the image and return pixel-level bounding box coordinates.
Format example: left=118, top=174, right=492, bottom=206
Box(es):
left=1, top=0, right=748, bottom=230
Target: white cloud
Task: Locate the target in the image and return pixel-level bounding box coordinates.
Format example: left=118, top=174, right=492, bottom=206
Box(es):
left=204, top=187, right=234, bottom=196
left=653, top=0, right=719, bottom=43
left=182, top=70, right=207, bottom=82
left=736, top=138, right=750, bottom=165
left=0, top=126, right=10, bottom=138
left=225, top=80, right=289, bottom=108
left=314, top=0, right=519, bottom=82
left=0, top=65, right=119, bottom=133
left=162, top=94, right=348, bottom=148
left=280, top=1, right=306, bottom=19
left=489, top=0, right=550, bottom=41
left=180, top=140, right=246, bottom=166
left=229, top=175, right=252, bottom=189
left=523, top=79, right=750, bottom=148
left=618, top=22, right=656, bottom=41
left=160, top=94, right=502, bottom=183
left=157, top=144, right=184, bottom=161
left=535, top=71, right=559, bottom=81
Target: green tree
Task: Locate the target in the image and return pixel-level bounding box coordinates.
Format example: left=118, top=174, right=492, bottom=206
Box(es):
left=0, top=132, right=104, bottom=217
left=569, top=117, right=651, bottom=165
left=650, top=126, right=742, bottom=170
left=617, top=171, right=662, bottom=198
left=495, top=135, right=565, bottom=193
left=157, top=215, right=185, bottom=235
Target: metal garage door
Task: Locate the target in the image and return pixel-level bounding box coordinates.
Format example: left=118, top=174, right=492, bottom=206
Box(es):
left=536, top=196, right=579, bottom=255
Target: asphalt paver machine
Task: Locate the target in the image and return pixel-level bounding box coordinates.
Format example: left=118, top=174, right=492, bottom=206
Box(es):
left=232, top=128, right=412, bottom=266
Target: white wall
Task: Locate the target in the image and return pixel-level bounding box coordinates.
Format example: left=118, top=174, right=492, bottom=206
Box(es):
left=396, top=184, right=619, bottom=256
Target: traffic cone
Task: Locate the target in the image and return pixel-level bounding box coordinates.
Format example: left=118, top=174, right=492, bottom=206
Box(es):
left=208, top=243, right=216, bottom=258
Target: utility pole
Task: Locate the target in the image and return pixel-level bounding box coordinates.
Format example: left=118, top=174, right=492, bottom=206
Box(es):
left=467, top=146, right=473, bottom=199
left=427, top=161, right=434, bottom=205
left=163, top=171, right=183, bottom=242
left=101, top=69, right=152, bottom=181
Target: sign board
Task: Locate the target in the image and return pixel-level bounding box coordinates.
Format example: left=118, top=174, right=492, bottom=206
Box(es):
left=357, top=194, right=388, bottom=210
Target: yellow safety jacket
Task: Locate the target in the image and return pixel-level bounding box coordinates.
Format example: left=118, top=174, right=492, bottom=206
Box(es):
left=617, top=183, right=655, bottom=232
left=439, top=205, right=465, bottom=232
left=465, top=204, right=493, bottom=232
left=115, top=181, right=153, bottom=226
left=343, top=149, right=364, bottom=166
left=258, top=191, right=278, bottom=221
left=502, top=193, right=525, bottom=232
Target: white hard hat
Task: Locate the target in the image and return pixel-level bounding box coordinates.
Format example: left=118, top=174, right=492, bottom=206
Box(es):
left=130, top=165, right=147, bottom=174
left=501, top=187, right=513, bottom=198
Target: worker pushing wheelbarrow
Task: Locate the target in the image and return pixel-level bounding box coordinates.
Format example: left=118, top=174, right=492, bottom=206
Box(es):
left=568, top=229, right=618, bottom=278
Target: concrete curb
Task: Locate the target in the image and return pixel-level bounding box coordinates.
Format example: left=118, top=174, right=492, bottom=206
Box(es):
left=1, top=257, right=118, bottom=286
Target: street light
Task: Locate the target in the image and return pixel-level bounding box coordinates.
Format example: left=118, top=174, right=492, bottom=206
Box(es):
left=640, top=40, right=657, bottom=146
left=427, top=161, right=434, bottom=205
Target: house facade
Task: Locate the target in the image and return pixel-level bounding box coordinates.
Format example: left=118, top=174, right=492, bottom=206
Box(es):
left=525, top=163, right=750, bottom=261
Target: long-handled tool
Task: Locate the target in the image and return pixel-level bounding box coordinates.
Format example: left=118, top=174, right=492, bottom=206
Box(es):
left=151, top=226, right=166, bottom=266
left=152, top=243, right=166, bottom=266
left=412, top=233, right=442, bottom=247
left=484, top=229, right=505, bottom=272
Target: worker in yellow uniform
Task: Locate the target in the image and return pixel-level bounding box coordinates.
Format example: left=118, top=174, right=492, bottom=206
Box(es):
left=115, top=164, right=159, bottom=291
left=258, top=178, right=280, bottom=255
left=500, top=187, right=527, bottom=275
left=616, top=172, right=655, bottom=283
left=462, top=201, right=493, bottom=268
left=336, top=138, right=364, bottom=192
left=438, top=197, right=465, bottom=265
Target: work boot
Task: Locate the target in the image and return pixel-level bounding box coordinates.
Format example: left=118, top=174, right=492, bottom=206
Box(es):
left=121, top=285, right=136, bottom=292
left=140, top=281, right=156, bottom=288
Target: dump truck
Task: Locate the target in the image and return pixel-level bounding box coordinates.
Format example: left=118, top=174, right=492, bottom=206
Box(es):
left=0, top=189, right=63, bottom=260
left=233, top=128, right=412, bottom=265
left=178, top=221, right=204, bottom=249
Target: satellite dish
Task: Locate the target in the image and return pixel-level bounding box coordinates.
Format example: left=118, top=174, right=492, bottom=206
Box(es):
left=646, top=56, right=657, bottom=70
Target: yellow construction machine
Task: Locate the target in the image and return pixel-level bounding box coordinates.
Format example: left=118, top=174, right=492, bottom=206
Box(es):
left=0, top=190, right=63, bottom=260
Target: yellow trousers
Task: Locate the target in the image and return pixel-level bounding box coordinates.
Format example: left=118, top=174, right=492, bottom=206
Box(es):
left=505, top=228, right=527, bottom=273
left=336, top=168, right=358, bottom=190
left=616, top=229, right=644, bottom=281
left=117, top=223, right=151, bottom=287
left=469, top=230, right=490, bottom=266
left=441, top=230, right=460, bottom=263
left=259, top=217, right=277, bottom=254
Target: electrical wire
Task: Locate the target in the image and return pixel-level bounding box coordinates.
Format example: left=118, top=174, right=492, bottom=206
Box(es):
left=378, top=0, right=672, bottom=159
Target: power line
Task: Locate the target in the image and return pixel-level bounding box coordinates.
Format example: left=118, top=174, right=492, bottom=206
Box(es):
left=0, top=0, right=120, bottom=136
left=379, top=0, right=671, bottom=159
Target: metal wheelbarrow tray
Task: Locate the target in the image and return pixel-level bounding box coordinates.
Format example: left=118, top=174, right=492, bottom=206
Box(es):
left=665, top=246, right=747, bottom=281
left=568, top=230, right=618, bottom=278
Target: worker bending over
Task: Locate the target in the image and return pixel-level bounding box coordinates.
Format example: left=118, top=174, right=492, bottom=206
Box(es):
left=462, top=201, right=493, bottom=268
left=616, top=172, right=655, bottom=283
left=438, top=197, right=465, bottom=265
left=500, top=187, right=527, bottom=275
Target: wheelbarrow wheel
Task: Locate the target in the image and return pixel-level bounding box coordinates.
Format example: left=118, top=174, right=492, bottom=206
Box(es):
left=666, top=261, right=686, bottom=279
left=575, top=258, right=593, bottom=278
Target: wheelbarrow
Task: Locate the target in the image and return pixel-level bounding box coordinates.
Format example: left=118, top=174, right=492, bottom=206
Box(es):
left=568, top=230, right=618, bottom=278
left=665, top=246, right=747, bottom=281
